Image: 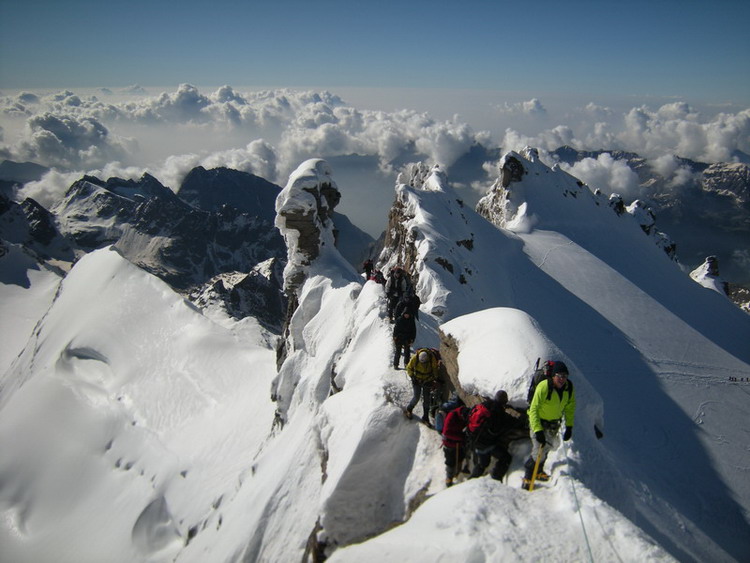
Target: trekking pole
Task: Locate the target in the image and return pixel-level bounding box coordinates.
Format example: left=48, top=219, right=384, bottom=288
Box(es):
left=528, top=445, right=544, bottom=492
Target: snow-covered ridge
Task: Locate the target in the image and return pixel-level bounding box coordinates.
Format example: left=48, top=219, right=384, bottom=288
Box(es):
left=2, top=151, right=750, bottom=562
left=376, top=150, right=750, bottom=561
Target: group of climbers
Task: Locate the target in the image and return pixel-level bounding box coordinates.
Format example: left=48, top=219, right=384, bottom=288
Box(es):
left=438, top=360, right=576, bottom=490
left=362, top=259, right=578, bottom=491
left=362, top=258, right=386, bottom=285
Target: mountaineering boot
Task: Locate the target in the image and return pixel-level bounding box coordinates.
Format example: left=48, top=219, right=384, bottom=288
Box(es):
left=403, top=408, right=413, bottom=419
left=521, top=457, right=536, bottom=490
left=445, top=478, right=453, bottom=487
left=535, top=470, right=550, bottom=482
left=490, top=454, right=511, bottom=482
left=523, top=457, right=535, bottom=480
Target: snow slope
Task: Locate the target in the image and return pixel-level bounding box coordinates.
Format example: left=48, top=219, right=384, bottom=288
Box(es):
left=376, top=153, right=750, bottom=561
left=0, top=247, right=279, bottom=562
left=0, top=243, right=62, bottom=375
left=1, top=153, right=749, bottom=562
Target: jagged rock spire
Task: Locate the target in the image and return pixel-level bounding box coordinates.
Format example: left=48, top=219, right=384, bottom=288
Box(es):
left=275, top=158, right=341, bottom=298
left=274, top=159, right=342, bottom=369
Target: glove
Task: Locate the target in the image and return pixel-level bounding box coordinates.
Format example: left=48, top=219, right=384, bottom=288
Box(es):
left=563, top=426, right=573, bottom=441
left=534, top=431, right=546, bottom=446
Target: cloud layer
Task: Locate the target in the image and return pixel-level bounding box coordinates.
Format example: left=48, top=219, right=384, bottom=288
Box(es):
left=1, top=85, right=748, bottom=214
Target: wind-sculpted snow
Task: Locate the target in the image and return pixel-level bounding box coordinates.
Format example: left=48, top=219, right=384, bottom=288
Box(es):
left=377, top=151, right=750, bottom=561
left=2, top=150, right=750, bottom=562
left=0, top=247, right=279, bottom=562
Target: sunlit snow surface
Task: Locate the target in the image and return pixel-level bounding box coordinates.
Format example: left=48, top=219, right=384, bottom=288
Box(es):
left=1, top=154, right=749, bottom=562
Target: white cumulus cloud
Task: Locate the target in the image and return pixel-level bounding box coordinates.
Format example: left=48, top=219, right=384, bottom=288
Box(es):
left=561, top=153, right=640, bottom=198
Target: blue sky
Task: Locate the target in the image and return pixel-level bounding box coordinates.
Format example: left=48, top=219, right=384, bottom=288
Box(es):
left=1, top=0, right=749, bottom=105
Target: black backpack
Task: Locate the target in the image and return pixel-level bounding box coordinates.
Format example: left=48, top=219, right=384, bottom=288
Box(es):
left=526, top=359, right=555, bottom=403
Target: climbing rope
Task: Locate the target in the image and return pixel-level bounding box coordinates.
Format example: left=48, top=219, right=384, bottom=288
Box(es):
left=562, top=441, right=595, bottom=563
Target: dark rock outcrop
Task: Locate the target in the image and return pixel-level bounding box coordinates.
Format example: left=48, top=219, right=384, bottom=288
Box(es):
left=178, top=166, right=281, bottom=224
left=53, top=172, right=286, bottom=291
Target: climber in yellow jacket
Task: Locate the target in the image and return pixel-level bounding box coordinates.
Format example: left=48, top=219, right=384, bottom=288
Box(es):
left=522, top=361, right=576, bottom=490
left=404, top=348, right=442, bottom=424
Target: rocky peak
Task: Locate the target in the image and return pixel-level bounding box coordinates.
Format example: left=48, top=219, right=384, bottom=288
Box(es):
left=0, top=192, right=75, bottom=263
left=275, top=159, right=341, bottom=298
left=178, top=166, right=282, bottom=224
left=475, top=151, right=530, bottom=229
left=189, top=257, right=287, bottom=332
left=701, top=162, right=749, bottom=206
left=52, top=171, right=286, bottom=292
left=381, top=163, right=452, bottom=284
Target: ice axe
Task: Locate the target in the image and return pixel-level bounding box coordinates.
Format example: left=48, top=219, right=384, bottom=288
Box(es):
left=528, top=445, right=544, bottom=492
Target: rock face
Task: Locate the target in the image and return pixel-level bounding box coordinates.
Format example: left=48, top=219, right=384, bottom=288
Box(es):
left=275, top=159, right=341, bottom=299
left=477, top=148, right=678, bottom=260
left=52, top=172, right=287, bottom=291
left=274, top=159, right=343, bottom=366
left=189, top=257, right=287, bottom=332
left=0, top=192, right=75, bottom=265
left=178, top=166, right=281, bottom=224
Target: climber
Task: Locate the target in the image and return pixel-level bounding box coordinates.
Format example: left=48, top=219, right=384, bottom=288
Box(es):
left=385, top=267, right=411, bottom=321
left=394, top=289, right=421, bottom=321
left=404, top=348, right=442, bottom=424
left=441, top=403, right=471, bottom=487
left=522, top=361, right=576, bottom=490
left=466, top=390, right=528, bottom=482
left=392, top=310, right=416, bottom=369
left=362, top=258, right=374, bottom=279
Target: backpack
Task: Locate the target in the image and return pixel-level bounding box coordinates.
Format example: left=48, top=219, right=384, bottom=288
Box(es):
left=526, top=358, right=574, bottom=404
left=526, top=359, right=555, bottom=403
left=467, top=403, right=492, bottom=435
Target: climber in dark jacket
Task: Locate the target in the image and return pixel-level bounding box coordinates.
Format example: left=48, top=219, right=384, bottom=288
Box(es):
left=467, top=390, right=528, bottom=481
left=394, top=290, right=421, bottom=321
left=392, top=310, right=416, bottom=369
left=362, top=258, right=374, bottom=279
left=385, top=267, right=411, bottom=320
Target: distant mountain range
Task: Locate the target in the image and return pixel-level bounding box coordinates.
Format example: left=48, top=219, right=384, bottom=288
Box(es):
left=1, top=145, right=748, bottom=320
left=0, top=164, right=375, bottom=331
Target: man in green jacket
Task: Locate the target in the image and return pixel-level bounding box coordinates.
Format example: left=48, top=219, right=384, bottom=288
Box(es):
left=522, top=361, right=575, bottom=489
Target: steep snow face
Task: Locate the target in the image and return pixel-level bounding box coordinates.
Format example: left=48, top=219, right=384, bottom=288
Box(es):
left=0, top=242, right=62, bottom=374
left=2, top=151, right=750, bottom=563
left=379, top=151, right=750, bottom=561
left=0, top=247, right=278, bottom=562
